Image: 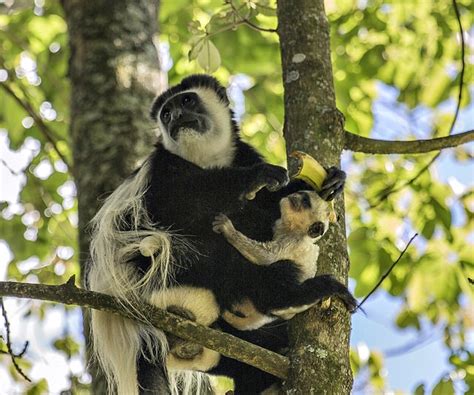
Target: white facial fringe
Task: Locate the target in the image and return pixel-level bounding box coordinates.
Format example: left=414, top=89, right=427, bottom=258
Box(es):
left=88, top=158, right=209, bottom=395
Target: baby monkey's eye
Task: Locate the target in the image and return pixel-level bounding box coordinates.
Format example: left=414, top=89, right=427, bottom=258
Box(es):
left=301, top=193, right=311, bottom=208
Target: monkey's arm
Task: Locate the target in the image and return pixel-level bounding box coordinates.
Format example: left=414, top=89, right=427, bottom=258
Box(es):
left=148, top=145, right=288, bottom=221
left=212, top=214, right=280, bottom=265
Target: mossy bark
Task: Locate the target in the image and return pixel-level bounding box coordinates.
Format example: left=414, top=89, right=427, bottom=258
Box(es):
left=61, top=1, right=163, bottom=392
left=277, top=1, right=353, bottom=393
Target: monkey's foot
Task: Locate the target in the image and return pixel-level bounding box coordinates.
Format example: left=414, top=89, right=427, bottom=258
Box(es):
left=171, top=341, right=204, bottom=360
left=166, top=305, right=203, bottom=359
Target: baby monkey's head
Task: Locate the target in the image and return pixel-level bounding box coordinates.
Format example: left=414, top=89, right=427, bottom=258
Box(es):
left=279, top=191, right=337, bottom=239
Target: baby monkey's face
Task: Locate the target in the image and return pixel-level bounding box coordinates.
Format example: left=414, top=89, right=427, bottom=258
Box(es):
left=280, top=191, right=337, bottom=239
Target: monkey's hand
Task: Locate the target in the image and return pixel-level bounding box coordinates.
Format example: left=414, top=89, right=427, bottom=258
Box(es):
left=323, top=275, right=358, bottom=313
left=212, top=214, right=235, bottom=235
left=319, top=167, right=346, bottom=201
left=245, top=163, right=289, bottom=200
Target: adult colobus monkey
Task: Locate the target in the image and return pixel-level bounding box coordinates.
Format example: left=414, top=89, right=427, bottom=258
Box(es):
left=88, top=75, right=349, bottom=394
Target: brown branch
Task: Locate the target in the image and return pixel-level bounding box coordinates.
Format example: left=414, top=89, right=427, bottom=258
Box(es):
left=0, top=277, right=289, bottom=380
left=0, top=82, right=73, bottom=171
left=344, top=129, right=474, bottom=155
left=0, top=299, right=31, bottom=382
left=357, top=233, right=418, bottom=309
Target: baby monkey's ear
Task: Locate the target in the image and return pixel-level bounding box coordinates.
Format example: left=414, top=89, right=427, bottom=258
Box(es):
left=308, top=221, right=325, bottom=238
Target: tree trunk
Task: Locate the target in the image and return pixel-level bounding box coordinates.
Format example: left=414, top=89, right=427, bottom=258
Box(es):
left=277, top=1, right=353, bottom=393
left=61, top=0, right=163, bottom=392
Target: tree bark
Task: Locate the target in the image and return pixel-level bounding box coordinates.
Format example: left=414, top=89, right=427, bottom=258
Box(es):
left=277, top=1, right=353, bottom=393
left=61, top=1, right=163, bottom=392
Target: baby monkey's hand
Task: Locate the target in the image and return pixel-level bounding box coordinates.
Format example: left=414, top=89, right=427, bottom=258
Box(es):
left=212, top=214, right=236, bottom=235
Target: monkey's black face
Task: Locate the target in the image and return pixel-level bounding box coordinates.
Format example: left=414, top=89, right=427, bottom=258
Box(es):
left=160, top=92, right=210, bottom=140
left=151, top=75, right=236, bottom=169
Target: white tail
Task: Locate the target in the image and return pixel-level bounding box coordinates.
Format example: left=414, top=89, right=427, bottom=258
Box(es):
left=88, top=158, right=209, bottom=394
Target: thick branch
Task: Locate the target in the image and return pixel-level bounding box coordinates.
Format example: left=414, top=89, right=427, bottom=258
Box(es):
left=344, top=129, right=474, bottom=155
left=0, top=278, right=289, bottom=380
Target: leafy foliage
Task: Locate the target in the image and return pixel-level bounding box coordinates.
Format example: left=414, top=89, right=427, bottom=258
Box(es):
left=0, top=0, right=472, bottom=393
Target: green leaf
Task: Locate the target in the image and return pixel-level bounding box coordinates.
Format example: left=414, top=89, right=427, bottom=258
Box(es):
left=188, top=36, right=205, bottom=61
left=26, top=379, right=48, bottom=395
left=421, top=219, right=436, bottom=239
left=432, top=377, right=454, bottom=395
left=196, top=39, right=221, bottom=73
left=414, top=383, right=425, bottom=395
left=396, top=309, right=421, bottom=330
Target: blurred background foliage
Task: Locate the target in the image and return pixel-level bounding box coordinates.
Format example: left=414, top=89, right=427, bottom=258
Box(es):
left=0, top=0, right=472, bottom=393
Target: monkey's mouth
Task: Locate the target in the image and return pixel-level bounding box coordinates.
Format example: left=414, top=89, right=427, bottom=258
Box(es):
left=170, top=119, right=202, bottom=139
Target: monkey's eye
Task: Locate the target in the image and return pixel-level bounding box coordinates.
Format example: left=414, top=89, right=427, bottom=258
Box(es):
left=301, top=193, right=311, bottom=208
left=161, top=108, right=171, bottom=123
left=182, top=95, right=195, bottom=106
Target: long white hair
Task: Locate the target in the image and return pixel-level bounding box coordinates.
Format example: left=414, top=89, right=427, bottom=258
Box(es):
left=88, top=157, right=209, bottom=395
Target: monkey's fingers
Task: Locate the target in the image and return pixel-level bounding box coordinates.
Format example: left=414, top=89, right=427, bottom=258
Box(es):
left=212, top=223, right=223, bottom=233
left=339, top=292, right=358, bottom=313
left=319, top=167, right=346, bottom=201
left=258, top=164, right=289, bottom=191
left=214, top=213, right=229, bottom=222
left=322, top=167, right=346, bottom=188
left=320, top=185, right=344, bottom=202
left=171, top=341, right=204, bottom=360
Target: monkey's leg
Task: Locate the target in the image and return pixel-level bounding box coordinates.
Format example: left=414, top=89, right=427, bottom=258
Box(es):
left=268, top=274, right=357, bottom=316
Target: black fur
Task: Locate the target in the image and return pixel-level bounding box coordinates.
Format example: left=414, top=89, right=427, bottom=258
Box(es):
left=125, top=75, right=355, bottom=392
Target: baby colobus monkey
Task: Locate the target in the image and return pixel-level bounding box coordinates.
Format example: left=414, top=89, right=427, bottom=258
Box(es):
left=212, top=190, right=355, bottom=330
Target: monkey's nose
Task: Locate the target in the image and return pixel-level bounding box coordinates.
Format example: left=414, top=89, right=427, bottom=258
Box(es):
left=170, top=108, right=183, bottom=121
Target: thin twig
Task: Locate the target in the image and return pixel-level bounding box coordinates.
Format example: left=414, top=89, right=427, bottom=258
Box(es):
left=226, top=0, right=277, bottom=33
left=0, top=298, right=31, bottom=382
left=370, top=0, right=466, bottom=207
left=344, top=129, right=474, bottom=155
left=357, top=234, right=418, bottom=309
left=0, top=82, right=73, bottom=171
